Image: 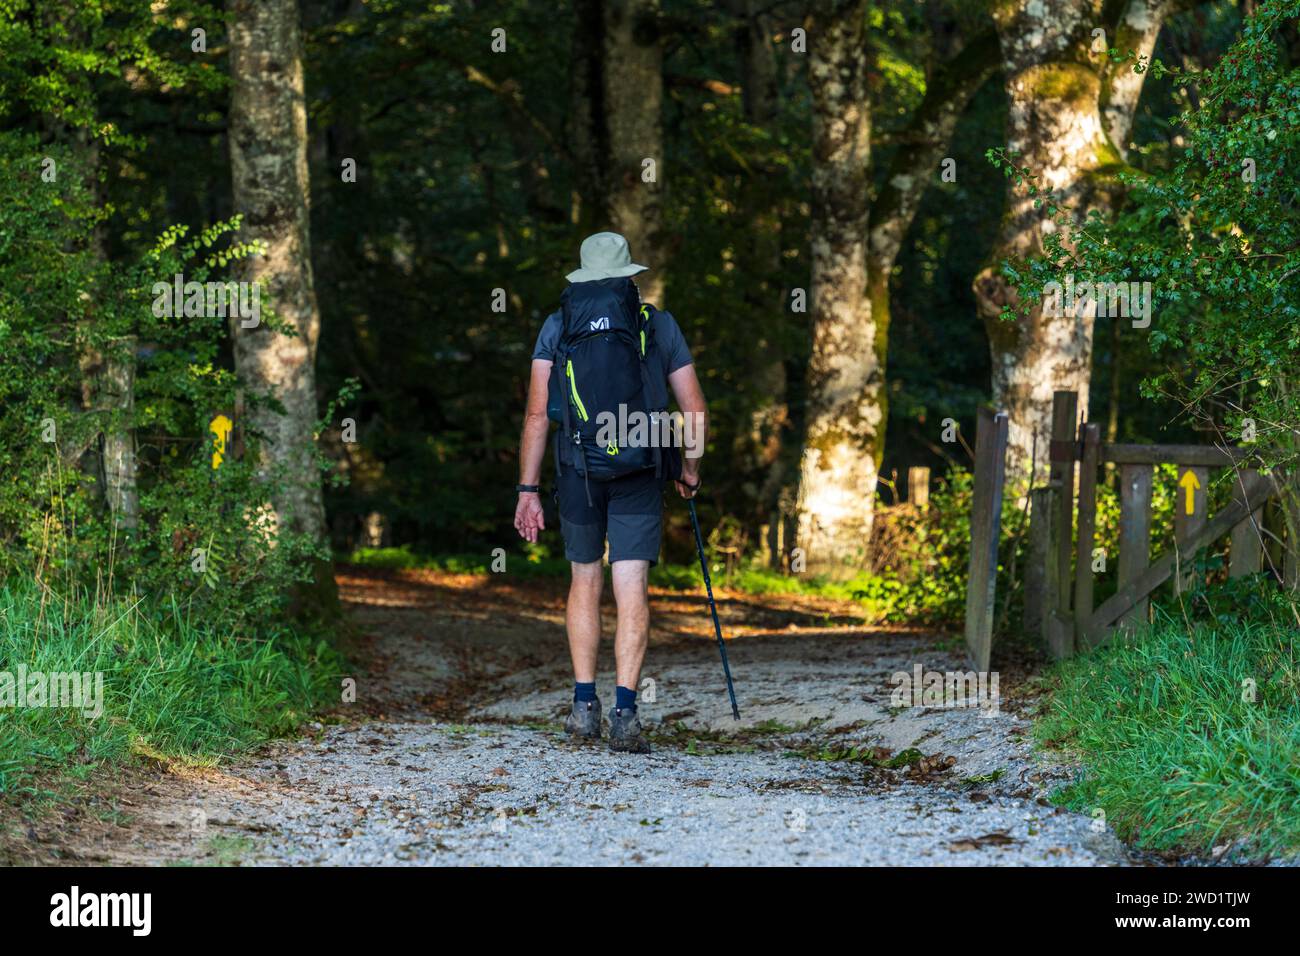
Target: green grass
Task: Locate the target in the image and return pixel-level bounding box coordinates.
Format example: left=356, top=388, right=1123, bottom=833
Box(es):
left=344, top=545, right=939, bottom=620
left=1036, top=614, right=1300, bottom=859
left=347, top=545, right=573, bottom=578
left=0, top=576, right=346, bottom=805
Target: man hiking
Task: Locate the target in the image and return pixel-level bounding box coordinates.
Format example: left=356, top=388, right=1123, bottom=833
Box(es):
left=514, top=232, right=706, bottom=754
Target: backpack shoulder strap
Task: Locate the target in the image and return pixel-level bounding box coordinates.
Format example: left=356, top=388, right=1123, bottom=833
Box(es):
left=637, top=302, right=657, bottom=358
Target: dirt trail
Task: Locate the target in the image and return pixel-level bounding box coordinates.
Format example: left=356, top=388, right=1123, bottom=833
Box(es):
left=20, top=567, right=1128, bottom=866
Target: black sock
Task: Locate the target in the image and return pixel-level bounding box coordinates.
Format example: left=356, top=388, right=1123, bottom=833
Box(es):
left=615, top=685, right=637, bottom=713
left=574, top=682, right=597, bottom=704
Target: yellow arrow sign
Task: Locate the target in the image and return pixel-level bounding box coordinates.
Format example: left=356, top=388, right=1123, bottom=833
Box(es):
left=210, top=414, right=233, bottom=470
left=1178, top=468, right=1200, bottom=515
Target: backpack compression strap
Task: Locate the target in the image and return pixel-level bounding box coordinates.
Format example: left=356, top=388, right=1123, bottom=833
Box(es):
left=637, top=304, right=665, bottom=480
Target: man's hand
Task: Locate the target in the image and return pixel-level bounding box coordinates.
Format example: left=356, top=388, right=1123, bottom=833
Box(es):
left=675, top=462, right=700, bottom=499
left=515, top=492, right=545, bottom=542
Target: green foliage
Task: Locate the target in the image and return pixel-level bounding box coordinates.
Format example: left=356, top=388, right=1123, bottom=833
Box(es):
left=988, top=0, right=1300, bottom=495
left=847, top=468, right=1028, bottom=627
left=0, top=576, right=345, bottom=805
left=0, top=4, right=346, bottom=806
left=1037, top=614, right=1300, bottom=858
left=0, top=0, right=225, bottom=146
left=0, top=130, right=326, bottom=631
left=1155, top=559, right=1299, bottom=626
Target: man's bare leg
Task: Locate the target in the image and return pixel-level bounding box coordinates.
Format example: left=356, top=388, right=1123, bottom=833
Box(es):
left=607, top=559, right=652, bottom=752
left=611, top=559, right=650, bottom=693
left=566, top=560, right=603, bottom=683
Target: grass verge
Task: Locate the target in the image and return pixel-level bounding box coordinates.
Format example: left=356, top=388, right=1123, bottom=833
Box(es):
left=0, top=575, right=346, bottom=811
left=1035, top=614, right=1300, bottom=859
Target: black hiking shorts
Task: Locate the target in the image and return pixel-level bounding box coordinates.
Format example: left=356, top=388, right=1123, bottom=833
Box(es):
left=554, top=466, right=663, bottom=565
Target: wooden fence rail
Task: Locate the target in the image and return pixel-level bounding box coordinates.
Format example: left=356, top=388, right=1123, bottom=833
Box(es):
left=1024, top=391, right=1290, bottom=658
left=966, top=390, right=1295, bottom=665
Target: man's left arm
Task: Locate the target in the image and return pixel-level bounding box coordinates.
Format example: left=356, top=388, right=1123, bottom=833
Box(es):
left=668, top=363, right=707, bottom=499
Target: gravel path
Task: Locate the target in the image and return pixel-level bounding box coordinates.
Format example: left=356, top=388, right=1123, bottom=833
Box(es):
left=39, top=567, right=1129, bottom=867
left=201, top=721, right=1123, bottom=866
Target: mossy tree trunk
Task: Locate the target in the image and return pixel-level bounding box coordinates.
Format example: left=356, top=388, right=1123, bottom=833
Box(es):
left=794, top=8, right=997, bottom=574
left=228, top=0, right=335, bottom=613
left=794, top=0, right=875, bottom=574
left=569, top=0, right=608, bottom=229
left=973, top=0, right=1170, bottom=482
left=1102, top=0, right=1174, bottom=158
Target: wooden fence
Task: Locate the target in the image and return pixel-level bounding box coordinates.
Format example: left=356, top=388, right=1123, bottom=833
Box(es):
left=964, top=407, right=1007, bottom=671
left=965, top=391, right=1296, bottom=666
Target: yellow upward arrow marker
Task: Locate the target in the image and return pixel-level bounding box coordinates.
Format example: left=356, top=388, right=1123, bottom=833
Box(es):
left=210, top=414, right=233, bottom=470
left=1178, top=469, right=1200, bottom=515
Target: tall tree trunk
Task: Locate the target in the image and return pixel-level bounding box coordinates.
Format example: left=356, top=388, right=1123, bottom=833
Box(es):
left=726, top=0, right=790, bottom=566
left=602, top=0, right=666, bottom=306
left=793, top=6, right=997, bottom=573
left=794, top=0, right=874, bottom=575
left=228, top=0, right=329, bottom=556
left=570, top=0, right=608, bottom=228
left=78, top=132, right=140, bottom=532
left=569, top=1, right=666, bottom=300
left=972, top=0, right=1167, bottom=482
left=733, top=0, right=779, bottom=120
left=51, top=2, right=140, bottom=531
left=98, top=341, right=139, bottom=530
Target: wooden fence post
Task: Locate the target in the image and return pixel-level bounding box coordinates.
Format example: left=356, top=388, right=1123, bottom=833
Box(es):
left=1117, top=463, right=1154, bottom=629
left=1047, top=391, right=1078, bottom=656
left=907, top=466, right=930, bottom=510
left=1229, top=468, right=1263, bottom=578
left=1026, top=484, right=1065, bottom=657
left=1282, top=480, right=1300, bottom=591
left=964, top=407, right=1008, bottom=673
left=1074, top=423, right=1102, bottom=649
left=1174, top=465, right=1209, bottom=594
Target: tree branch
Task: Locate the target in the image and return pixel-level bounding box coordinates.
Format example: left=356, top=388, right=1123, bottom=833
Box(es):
left=868, top=26, right=1001, bottom=274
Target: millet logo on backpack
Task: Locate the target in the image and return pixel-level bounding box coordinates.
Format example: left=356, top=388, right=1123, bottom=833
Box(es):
left=589, top=316, right=610, bottom=331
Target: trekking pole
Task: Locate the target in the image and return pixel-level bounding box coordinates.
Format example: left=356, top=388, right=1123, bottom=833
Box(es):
left=686, top=495, right=741, bottom=720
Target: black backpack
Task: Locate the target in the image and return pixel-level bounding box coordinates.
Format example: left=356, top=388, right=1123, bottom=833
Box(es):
left=547, top=277, right=663, bottom=490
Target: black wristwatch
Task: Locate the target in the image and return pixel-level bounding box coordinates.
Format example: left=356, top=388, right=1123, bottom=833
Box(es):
left=515, top=483, right=541, bottom=494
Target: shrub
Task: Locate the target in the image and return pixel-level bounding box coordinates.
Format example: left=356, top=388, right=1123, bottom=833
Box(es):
left=0, top=131, right=328, bottom=634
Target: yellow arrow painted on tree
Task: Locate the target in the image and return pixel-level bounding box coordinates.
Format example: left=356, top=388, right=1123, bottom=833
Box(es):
left=1178, top=468, right=1200, bottom=515
left=210, top=414, right=232, bottom=470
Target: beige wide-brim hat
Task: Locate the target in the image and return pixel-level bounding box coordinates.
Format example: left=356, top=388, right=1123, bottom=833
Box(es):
left=565, top=231, right=650, bottom=283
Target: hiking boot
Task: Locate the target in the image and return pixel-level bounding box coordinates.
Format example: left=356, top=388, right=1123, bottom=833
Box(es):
left=608, top=707, right=652, bottom=754
left=564, top=696, right=602, bottom=740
